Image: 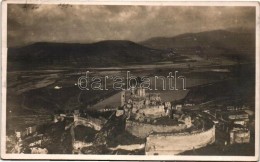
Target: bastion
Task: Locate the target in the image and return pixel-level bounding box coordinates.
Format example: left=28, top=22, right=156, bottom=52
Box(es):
left=145, top=125, right=215, bottom=155
left=125, top=119, right=187, bottom=138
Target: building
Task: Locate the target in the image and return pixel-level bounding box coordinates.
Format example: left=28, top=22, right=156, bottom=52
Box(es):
left=15, top=125, right=37, bottom=139
left=230, top=127, right=250, bottom=144
left=164, top=102, right=171, bottom=108
left=175, top=104, right=183, bottom=112
left=222, top=111, right=250, bottom=127
left=178, top=114, right=192, bottom=128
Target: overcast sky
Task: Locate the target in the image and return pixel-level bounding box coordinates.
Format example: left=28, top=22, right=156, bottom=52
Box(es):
left=7, top=4, right=255, bottom=47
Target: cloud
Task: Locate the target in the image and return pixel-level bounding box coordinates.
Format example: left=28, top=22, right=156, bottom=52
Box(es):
left=7, top=4, right=256, bottom=47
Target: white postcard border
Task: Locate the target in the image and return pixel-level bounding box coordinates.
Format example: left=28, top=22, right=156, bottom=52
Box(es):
left=1, top=0, right=259, bottom=161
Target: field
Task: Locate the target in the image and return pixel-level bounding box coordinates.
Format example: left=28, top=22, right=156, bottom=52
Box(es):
left=6, top=56, right=255, bottom=139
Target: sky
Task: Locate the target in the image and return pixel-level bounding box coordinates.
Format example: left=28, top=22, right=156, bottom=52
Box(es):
left=7, top=4, right=256, bottom=47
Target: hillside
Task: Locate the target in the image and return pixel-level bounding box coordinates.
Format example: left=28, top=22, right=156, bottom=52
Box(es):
left=8, top=29, right=255, bottom=70
left=8, top=40, right=164, bottom=70
left=141, top=29, right=255, bottom=60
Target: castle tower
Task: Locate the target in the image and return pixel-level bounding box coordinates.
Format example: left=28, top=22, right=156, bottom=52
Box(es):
left=142, top=88, right=146, bottom=97
left=131, top=87, right=135, bottom=95
left=137, top=87, right=145, bottom=97
left=121, top=91, right=126, bottom=107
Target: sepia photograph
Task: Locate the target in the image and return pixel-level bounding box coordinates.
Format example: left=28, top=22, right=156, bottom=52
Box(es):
left=1, top=0, right=259, bottom=161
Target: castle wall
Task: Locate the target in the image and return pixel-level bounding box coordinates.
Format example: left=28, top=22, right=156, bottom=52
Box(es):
left=145, top=126, right=215, bottom=155
left=74, top=116, right=104, bottom=131
left=125, top=120, right=187, bottom=138
left=139, top=105, right=165, bottom=118
left=73, top=141, right=93, bottom=150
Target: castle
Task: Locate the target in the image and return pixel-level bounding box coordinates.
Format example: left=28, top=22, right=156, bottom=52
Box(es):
left=121, top=87, right=169, bottom=121
left=121, top=86, right=192, bottom=127
left=120, top=87, right=215, bottom=155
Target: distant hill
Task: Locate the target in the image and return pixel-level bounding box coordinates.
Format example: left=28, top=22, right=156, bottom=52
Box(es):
left=8, top=40, right=164, bottom=70
left=141, top=29, right=255, bottom=60
left=8, top=29, right=255, bottom=70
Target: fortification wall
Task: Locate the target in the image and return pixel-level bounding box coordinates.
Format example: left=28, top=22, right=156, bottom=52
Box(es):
left=74, top=116, right=103, bottom=131
left=145, top=126, right=215, bottom=155
left=139, top=105, right=166, bottom=118
left=73, top=141, right=93, bottom=150
left=125, top=120, right=187, bottom=138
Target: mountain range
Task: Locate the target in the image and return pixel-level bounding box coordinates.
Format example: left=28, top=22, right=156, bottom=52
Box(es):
left=141, top=29, right=255, bottom=58
left=8, top=40, right=164, bottom=70
left=8, top=29, right=255, bottom=70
